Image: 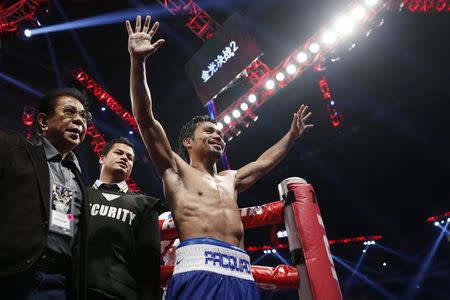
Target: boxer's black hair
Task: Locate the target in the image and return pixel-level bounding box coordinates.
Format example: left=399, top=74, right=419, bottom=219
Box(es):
left=178, top=115, right=216, bottom=162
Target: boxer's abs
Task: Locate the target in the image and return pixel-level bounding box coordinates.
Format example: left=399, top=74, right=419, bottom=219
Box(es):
left=173, top=199, right=244, bottom=248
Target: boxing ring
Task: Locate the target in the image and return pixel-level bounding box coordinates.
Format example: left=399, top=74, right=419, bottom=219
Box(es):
left=159, top=177, right=343, bottom=300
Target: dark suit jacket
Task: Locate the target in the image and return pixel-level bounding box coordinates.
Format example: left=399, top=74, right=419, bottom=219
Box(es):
left=0, top=130, right=89, bottom=300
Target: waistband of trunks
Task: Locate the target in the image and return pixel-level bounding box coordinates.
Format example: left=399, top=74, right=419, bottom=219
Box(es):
left=173, top=237, right=254, bottom=281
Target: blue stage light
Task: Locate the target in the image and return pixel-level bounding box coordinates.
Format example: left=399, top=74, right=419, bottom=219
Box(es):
left=29, top=6, right=168, bottom=37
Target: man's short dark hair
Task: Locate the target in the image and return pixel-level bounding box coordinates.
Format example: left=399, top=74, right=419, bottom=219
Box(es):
left=178, top=115, right=216, bottom=162
left=102, top=137, right=135, bottom=159
left=39, top=87, right=89, bottom=115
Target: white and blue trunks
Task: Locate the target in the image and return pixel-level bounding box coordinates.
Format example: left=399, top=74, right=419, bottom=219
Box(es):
left=166, top=237, right=260, bottom=300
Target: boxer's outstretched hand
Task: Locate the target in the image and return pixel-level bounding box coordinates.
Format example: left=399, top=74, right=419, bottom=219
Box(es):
left=126, top=15, right=165, bottom=61
left=289, top=104, right=314, bottom=139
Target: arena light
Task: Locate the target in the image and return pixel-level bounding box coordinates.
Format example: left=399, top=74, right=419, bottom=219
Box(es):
left=224, top=115, right=231, bottom=124
left=0, top=72, right=44, bottom=98
left=405, top=222, right=449, bottom=299
left=296, top=52, right=308, bottom=63
left=365, top=0, right=379, bottom=7
left=29, top=5, right=167, bottom=36
left=286, top=64, right=297, bottom=75
left=248, top=94, right=257, bottom=103
left=434, top=221, right=440, bottom=226
left=275, top=72, right=285, bottom=81
left=309, top=43, right=320, bottom=53
left=232, top=109, right=241, bottom=118
left=249, top=113, right=259, bottom=122
left=265, top=79, right=275, bottom=90
left=334, top=255, right=397, bottom=299
left=382, top=262, right=387, bottom=267
left=101, top=107, right=106, bottom=111
left=216, top=122, right=224, bottom=130
left=426, top=210, right=450, bottom=223
left=240, top=102, right=249, bottom=111
left=322, top=31, right=337, bottom=44
left=128, top=130, right=133, bottom=135
left=24, top=29, right=32, bottom=37
left=335, top=16, right=354, bottom=35
left=351, top=6, right=366, bottom=21
left=277, top=230, right=288, bottom=238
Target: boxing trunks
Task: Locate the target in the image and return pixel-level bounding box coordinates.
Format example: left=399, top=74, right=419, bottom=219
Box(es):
left=166, top=237, right=260, bottom=300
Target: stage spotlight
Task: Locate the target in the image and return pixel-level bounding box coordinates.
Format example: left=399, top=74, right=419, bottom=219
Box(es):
left=441, top=220, right=445, bottom=224
left=365, top=0, right=379, bottom=6
left=322, top=31, right=337, bottom=44
left=265, top=79, right=275, bottom=90
left=249, top=113, right=259, bottom=122
left=309, top=43, right=320, bottom=53
left=240, top=103, right=249, bottom=111
left=275, top=72, right=285, bottom=81
left=128, top=131, right=133, bottom=135
left=232, top=109, right=241, bottom=118
left=352, top=6, right=366, bottom=21
left=382, top=262, right=387, bottom=267
left=224, top=115, right=231, bottom=124
left=434, top=221, right=440, bottom=226
left=362, top=249, right=366, bottom=253
left=216, top=122, right=224, bottom=130
left=286, top=64, right=297, bottom=75
left=248, top=94, right=257, bottom=103
left=101, top=107, right=106, bottom=111
left=330, top=100, right=335, bottom=105
left=447, top=218, right=450, bottom=222
left=272, top=249, right=277, bottom=253
left=296, top=52, right=308, bottom=63
left=24, top=29, right=32, bottom=38
left=228, top=136, right=233, bottom=142
left=335, top=16, right=354, bottom=35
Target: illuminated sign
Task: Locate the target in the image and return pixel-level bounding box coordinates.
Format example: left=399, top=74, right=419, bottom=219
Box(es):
left=185, top=13, right=262, bottom=106
left=201, top=41, right=239, bottom=83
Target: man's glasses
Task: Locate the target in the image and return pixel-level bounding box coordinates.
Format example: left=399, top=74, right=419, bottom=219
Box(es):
left=62, top=105, right=92, bottom=124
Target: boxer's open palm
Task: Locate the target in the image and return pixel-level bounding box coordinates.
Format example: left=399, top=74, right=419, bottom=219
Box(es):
left=289, top=104, right=314, bottom=139
left=126, top=15, right=165, bottom=60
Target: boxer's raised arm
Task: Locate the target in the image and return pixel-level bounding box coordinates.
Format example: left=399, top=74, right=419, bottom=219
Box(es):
left=127, top=16, right=177, bottom=176
left=235, top=105, right=313, bottom=192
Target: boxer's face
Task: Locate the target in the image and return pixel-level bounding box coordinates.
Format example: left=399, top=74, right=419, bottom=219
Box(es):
left=190, top=121, right=225, bottom=160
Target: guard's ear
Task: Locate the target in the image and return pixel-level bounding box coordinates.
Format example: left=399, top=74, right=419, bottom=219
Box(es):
left=37, top=112, right=48, bottom=134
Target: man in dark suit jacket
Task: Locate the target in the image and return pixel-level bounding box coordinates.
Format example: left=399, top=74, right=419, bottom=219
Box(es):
left=87, top=137, right=161, bottom=300
left=0, top=87, right=91, bottom=299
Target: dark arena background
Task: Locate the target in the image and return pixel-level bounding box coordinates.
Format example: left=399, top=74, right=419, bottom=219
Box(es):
left=1, top=0, right=450, bottom=299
